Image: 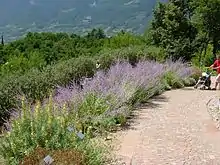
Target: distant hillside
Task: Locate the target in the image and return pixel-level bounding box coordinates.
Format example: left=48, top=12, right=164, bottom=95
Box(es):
left=0, top=0, right=165, bottom=41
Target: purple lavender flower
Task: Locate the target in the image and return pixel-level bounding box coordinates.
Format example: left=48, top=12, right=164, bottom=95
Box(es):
left=4, top=59, right=195, bottom=133
left=52, top=60, right=194, bottom=118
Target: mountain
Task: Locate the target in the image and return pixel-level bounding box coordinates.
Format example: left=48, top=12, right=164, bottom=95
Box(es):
left=0, top=0, right=162, bottom=41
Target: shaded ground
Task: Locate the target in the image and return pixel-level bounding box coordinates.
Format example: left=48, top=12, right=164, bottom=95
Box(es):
left=114, top=82, right=220, bottom=164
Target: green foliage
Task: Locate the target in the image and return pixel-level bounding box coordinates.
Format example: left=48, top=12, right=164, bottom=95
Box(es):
left=0, top=51, right=46, bottom=78
left=0, top=97, right=106, bottom=165
left=77, top=94, right=110, bottom=117
left=192, top=44, right=214, bottom=66
left=0, top=29, right=149, bottom=78
left=129, top=86, right=158, bottom=105
left=86, top=28, right=106, bottom=39
left=149, top=0, right=198, bottom=61
left=2, top=31, right=102, bottom=68
left=163, top=71, right=185, bottom=89
left=149, top=0, right=220, bottom=64
left=98, top=45, right=165, bottom=68
left=183, top=77, right=197, bottom=86
left=103, top=32, right=144, bottom=49
left=193, top=0, right=220, bottom=55
left=67, top=93, right=120, bottom=135
left=0, top=57, right=96, bottom=125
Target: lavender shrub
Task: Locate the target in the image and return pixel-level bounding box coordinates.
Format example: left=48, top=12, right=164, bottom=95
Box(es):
left=53, top=60, right=195, bottom=130
left=165, top=59, right=193, bottom=79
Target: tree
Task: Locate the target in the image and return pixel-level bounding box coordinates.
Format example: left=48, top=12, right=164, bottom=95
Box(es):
left=150, top=0, right=197, bottom=61
left=86, top=28, right=106, bottom=39
left=193, top=0, right=220, bottom=56
left=150, top=2, right=167, bottom=46
left=1, top=35, right=4, bottom=46
left=0, top=44, right=4, bottom=64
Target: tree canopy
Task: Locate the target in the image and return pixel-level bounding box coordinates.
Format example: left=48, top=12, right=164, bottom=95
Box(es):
left=149, top=0, right=220, bottom=64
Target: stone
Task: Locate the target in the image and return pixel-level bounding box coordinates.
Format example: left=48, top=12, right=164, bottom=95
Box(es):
left=43, top=155, right=54, bottom=165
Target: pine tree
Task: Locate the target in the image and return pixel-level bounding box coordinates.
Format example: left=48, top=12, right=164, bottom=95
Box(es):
left=1, top=35, right=4, bottom=46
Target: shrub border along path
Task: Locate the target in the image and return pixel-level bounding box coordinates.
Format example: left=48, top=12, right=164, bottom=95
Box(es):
left=0, top=60, right=199, bottom=164
left=0, top=45, right=165, bottom=126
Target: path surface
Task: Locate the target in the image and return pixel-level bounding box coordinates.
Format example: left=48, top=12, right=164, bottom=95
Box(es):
left=114, top=82, right=220, bottom=165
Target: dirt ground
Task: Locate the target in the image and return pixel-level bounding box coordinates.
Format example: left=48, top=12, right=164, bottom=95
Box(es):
left=114, top=79, right=220, bottom=165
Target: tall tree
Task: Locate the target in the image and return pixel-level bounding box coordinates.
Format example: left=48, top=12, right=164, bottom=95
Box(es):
left=150, top=0, right=197, bottom=61
left=193, top=0, right=220, bottom=56
left=1, top=35, right=4, bottom=46
left=150, top=2, right=167, bottom=46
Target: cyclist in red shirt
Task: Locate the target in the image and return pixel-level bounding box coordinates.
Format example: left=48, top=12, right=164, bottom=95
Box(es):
left=210, top=54, right=220, bottom=90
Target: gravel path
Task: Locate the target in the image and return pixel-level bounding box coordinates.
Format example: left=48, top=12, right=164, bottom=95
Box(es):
left=114, top=83, right=220, bottom=164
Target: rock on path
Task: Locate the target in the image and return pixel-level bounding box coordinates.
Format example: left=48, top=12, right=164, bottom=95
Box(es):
left=114, top=83, right=220, bottom=165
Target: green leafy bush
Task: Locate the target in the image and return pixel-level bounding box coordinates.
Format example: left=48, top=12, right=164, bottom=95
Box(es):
left=183, top=77, right=196, bottom=87
left=97, top=45, right=165, bottom=68
left=163, top=71, right=185, bottom=89
left=190, top=67, right=202, bottom=82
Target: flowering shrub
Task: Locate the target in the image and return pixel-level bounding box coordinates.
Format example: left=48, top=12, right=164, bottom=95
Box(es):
left=0, top=96, right=106, bottom=165
left=0, top=59, right=197, bottom=164
left=53, top=60, right=196, bottom=133
left=0, top=56, right=96, bottom=126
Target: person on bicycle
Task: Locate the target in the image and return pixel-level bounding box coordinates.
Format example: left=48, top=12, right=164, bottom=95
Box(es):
left=210, top=54, right=220, bottom=90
